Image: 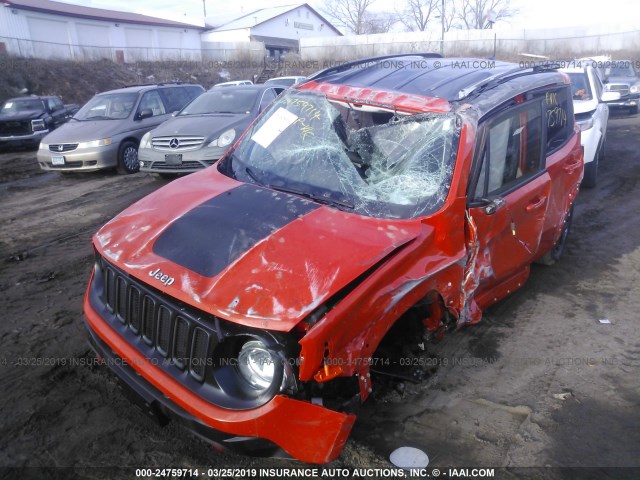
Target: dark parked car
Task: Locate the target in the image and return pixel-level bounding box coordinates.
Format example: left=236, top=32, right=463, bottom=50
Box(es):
left=84, top=55, right=582, bottom=463
left=37, top=83, right=204, bottom=174
left=0, top=95, right=79, bottom=149
left=601, top=60, right=639, bottom=114
left=139, top=85, right=284, bottom=176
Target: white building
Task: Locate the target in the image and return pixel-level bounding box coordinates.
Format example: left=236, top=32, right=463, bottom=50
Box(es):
left=203, top=4, right=342, bottom=59
left=0, top=0, right=204, bottom=62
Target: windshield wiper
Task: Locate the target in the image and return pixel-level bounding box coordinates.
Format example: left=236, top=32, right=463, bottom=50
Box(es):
left=245, top=166, right=354, bottom=210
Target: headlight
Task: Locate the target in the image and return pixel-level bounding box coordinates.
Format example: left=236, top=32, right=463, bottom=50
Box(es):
left=77, top=138, right=112, bottom=148
left=31, top=119, right=46, bottom=132
left=630, top=84, right=640, bottom=94
left=39, top=143, right=48, bottom=150
left=140, top=132, right=151, bottom=149
left=237, top=340, right=276, bottom=391
left=208, top=129, right=235, bottom=148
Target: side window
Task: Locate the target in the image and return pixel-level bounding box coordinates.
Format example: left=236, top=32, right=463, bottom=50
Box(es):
left=259, top=89, right=277, bottom=111
left=159, top=87, right=189, bottom=112
left=473, top=102, right=543, bottom=198
left=47, top=98, right=57, bottom=111
left=545, top=87, right=573, bottom=153
left=138, top=90, right=166, bottom=117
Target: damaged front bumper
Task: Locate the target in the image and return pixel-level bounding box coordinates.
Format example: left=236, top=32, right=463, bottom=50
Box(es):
left=83, top=297, right=355, bottom=464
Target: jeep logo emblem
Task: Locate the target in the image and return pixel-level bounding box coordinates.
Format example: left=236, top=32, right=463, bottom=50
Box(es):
left=149, top=268, right=175, bottom=286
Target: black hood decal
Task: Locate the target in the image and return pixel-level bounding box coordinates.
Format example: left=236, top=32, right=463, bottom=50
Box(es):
left=153, top=184, right=320, bottom=278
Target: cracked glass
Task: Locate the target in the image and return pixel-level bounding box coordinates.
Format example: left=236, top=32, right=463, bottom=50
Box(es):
left=222, top=90, right=459, bottom=219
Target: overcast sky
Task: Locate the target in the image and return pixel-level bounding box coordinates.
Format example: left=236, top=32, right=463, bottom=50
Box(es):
left=61, top=0, right=639, bottom=31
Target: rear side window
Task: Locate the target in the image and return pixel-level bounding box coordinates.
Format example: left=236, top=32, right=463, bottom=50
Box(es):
left=159, top=86, right=202, bottom=113
left=545, top=87, right=573, bottom=153
left=474, top=102, right=543, bottom=197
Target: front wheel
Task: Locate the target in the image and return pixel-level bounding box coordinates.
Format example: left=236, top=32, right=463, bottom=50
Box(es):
left=116, top=140, right=139, bottom=174
left=537, top=205, right=574, bottom=266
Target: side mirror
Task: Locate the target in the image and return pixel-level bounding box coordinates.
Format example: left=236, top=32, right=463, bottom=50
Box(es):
left=137, top=109, right=153, bottom=120
left=601, top=91, right=621, bottom=102
left=171, top=111, right=178, bottom=117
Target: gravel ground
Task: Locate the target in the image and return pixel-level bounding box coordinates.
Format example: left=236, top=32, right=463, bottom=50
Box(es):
left=0, top=113, right=638, bottom=480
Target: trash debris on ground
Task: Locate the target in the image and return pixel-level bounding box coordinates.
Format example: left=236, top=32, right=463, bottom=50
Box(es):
left=389, top=446, right=429, bottom=470
left=553, top=392, right=573, bottom=400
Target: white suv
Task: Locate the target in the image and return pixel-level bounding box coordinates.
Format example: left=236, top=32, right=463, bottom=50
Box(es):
left=561, top=65, right=619, bottom=187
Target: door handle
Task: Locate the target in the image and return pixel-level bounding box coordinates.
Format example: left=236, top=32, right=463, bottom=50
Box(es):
left=562, top=158, right=581, bottom=174
left=525, top=196, right=547, bottom=212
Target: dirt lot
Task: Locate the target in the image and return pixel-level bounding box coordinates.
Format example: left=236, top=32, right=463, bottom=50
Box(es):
left=1, top=113, right=639, bottom=480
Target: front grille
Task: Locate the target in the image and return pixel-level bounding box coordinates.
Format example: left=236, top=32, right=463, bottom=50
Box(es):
left=152, top=136, right=205, bottom=152
left=49, top=143, right=78, bottom=153
left=152, top=160, right=213, bottom=171
left=608, top=84, right=630, bottom=96
left=48, top=161, right=83, bottom=169
left=98, top=259, right=214, bottom=382
left=90, top=256, right=295, bottom=410
left=0, top=120, right=30, bottom=136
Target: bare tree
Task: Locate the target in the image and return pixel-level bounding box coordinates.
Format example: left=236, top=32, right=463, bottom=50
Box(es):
left=322, top=0, right=379, bottom=35
left=457, top=0, right=517, bottom=29
left=362, top=11, right=398, bottom=33
left=436, top=0, right=459, bottom=32
left=399, top=0, right=439, bottom=32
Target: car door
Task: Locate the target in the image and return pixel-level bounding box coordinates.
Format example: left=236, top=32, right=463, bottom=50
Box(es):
left=591, top=68, right=609, bottom=132
left=466, top=99, right=551, bottom=295
left=134, top=90, right=170, bottom=136
left=47, top=98, right=63, bottom=128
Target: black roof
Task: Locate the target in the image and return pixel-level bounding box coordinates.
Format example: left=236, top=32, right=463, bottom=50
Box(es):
left=309, top=54, right=569, bottom=116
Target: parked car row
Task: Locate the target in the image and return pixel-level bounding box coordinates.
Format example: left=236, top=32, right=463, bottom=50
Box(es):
left=31, top=75, right=308, bottom=175
left=37, top=83, right=205, bottom=173
left=83, top=54, right=585, bottom=463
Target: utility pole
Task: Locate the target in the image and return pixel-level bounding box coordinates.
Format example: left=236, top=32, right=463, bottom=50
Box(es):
left=440, top=0, right=445, bottom=56
left=202, top=0, right=207, bottom=18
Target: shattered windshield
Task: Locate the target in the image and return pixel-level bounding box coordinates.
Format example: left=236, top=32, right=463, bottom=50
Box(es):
left=223, top=90, right=458, bottom=219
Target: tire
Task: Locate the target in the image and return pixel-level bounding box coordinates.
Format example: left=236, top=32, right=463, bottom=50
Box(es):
left=537, top=205, right=574, bottom=266
left=116, top=140, right=139, bottom=174
left=581, top=142, right=601, bottom=188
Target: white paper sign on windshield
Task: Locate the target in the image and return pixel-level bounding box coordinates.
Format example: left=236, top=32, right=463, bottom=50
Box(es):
left=251, top=107, right=298, bottom=148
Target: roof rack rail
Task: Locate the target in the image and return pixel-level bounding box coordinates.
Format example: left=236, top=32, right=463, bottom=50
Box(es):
left=457, top=62, right=561, bottom=101
left=532, top=62, right=562, bottom=72
left=456, top=66, right=525, bottom=99
left=307, top=53, right=443, bottom=82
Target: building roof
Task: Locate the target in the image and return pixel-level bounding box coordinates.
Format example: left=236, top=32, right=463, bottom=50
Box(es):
left=205, top=3, right=342, bottom=36
left=3, top=0, right=205, bottom=29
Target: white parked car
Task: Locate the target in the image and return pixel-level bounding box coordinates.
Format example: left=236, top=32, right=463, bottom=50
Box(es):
left=561, top=65, right=619, bottom=187
left=264, top=76, right=307, bottom=87
left=212, top=80, right=253, bottom=88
